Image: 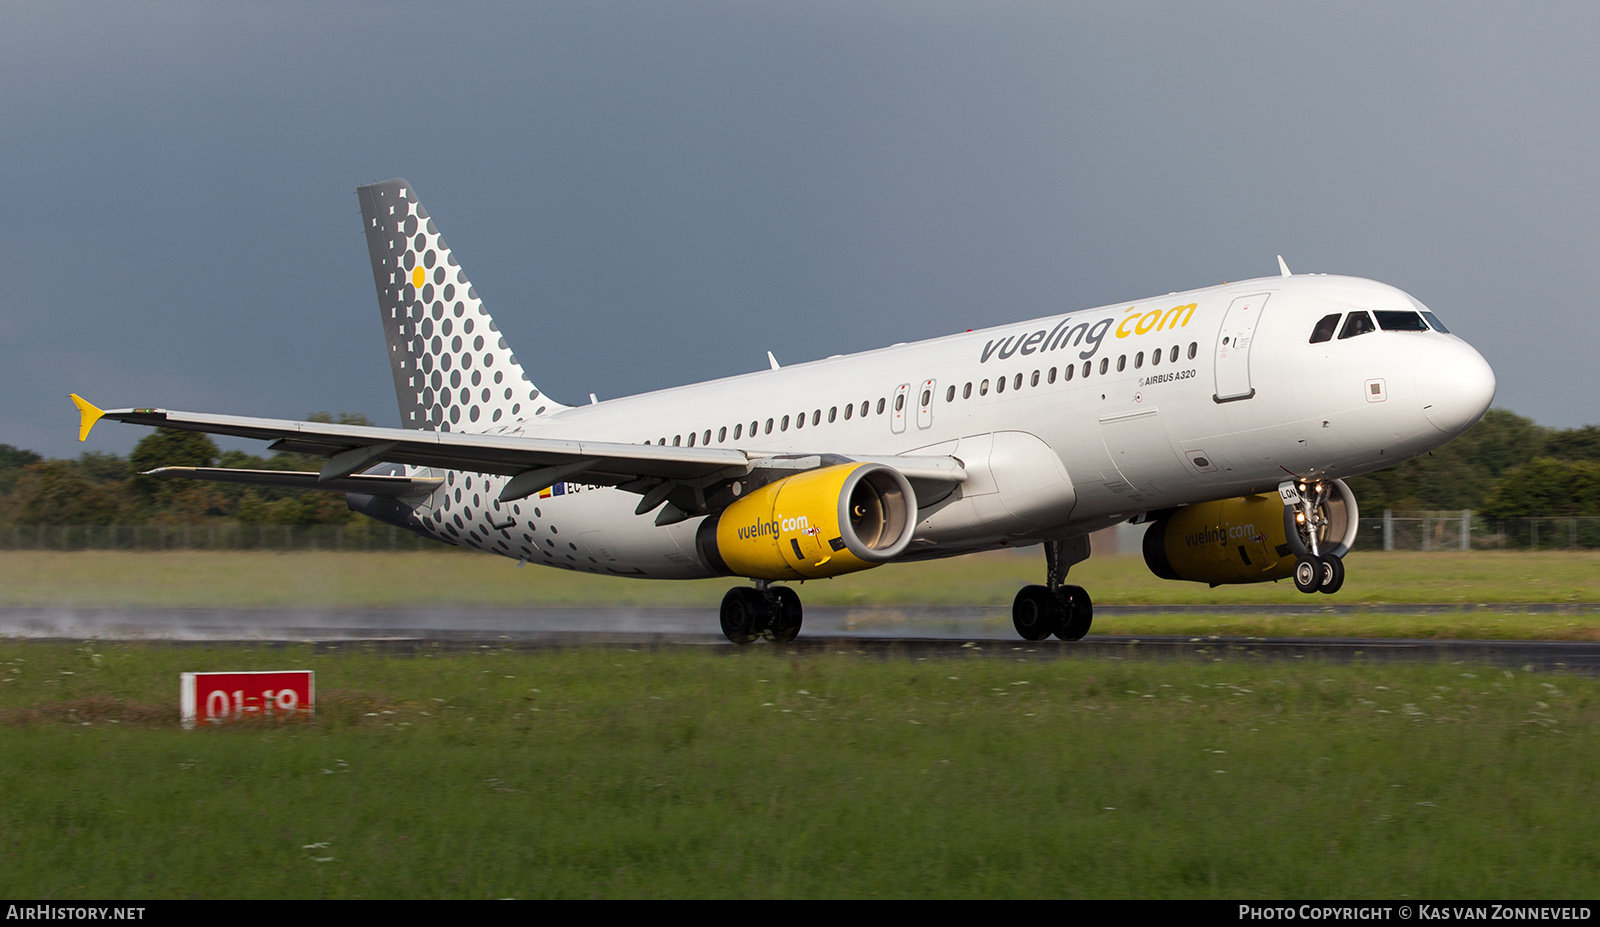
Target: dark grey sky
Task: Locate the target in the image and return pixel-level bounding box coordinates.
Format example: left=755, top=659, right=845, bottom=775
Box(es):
left=5, top=2, right=1597, bottom=459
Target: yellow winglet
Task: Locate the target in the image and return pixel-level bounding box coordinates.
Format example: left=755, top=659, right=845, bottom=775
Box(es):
left=69, top=394, right=105, bottom=442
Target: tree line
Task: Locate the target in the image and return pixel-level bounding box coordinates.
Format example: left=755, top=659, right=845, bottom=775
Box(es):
left=0, top=413, right=373, bottom=527
left=1, top=408, right=1597, bottom=527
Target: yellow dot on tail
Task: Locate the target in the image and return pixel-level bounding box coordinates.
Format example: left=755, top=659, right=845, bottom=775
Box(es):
left=412, top=266, right=426, bottom=289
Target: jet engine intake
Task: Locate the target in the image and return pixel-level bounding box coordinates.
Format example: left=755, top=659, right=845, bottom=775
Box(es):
left=696, top=463, right=917, bottom=580
left=1143, top=479, right=1358, bottom=586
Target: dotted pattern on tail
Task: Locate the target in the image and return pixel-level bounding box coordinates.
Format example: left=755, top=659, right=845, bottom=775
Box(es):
left=357, top=178, right=566, bottom=432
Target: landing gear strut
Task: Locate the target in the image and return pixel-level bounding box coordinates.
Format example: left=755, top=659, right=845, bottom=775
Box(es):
left=719, top=583, right=804, bottom=645
left=1012, top=536, right=1094, bottom=642
left=1285, top=479, right=1347, bottom=596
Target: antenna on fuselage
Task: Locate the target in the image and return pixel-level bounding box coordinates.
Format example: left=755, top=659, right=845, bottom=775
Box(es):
left=1277, top=255, right=1292, bottom=277
left=767, top=351, right=781, bottom=370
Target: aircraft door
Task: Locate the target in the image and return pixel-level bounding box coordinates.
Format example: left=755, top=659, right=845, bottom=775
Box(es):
left=891, top=383, right=910, bottom=434
left=916, top=379, right=936, bottom=430
left=1214, top=292, right=1271, bottom=402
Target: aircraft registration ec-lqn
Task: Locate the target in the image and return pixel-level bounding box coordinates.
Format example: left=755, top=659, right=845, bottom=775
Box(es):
left=71, top=179, right=1496, bottom=644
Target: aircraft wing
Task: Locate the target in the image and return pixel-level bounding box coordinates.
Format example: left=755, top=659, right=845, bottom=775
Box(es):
left=73, top=395, right=966, bottom=509
left=141, top=467, right=443, bottom=499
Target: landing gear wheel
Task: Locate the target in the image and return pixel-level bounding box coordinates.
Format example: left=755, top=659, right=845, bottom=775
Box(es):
left=1317, top=554, right=1345, bottom=595
left=766, top=586, right=803, bottom=643
left=1054, top=584, right=1094, bottom=641
left=1293, top=556, right=1323, bottom=594
left=720, top=587, right=765, bottom=645
left=1012, top=585, right=1062, bottom=641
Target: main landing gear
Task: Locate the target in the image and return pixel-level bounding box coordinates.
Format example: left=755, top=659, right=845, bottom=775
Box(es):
left=720, top=583, right=802, bottom=645
left=1012, top=536, right=1095, bottom=642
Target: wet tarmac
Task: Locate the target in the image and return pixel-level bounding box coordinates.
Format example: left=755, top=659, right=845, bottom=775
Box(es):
left=5, top=604, right=1599, bottom=673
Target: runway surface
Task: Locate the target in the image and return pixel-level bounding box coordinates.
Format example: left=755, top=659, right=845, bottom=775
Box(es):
left=5, top=604, right=1600, bottom=672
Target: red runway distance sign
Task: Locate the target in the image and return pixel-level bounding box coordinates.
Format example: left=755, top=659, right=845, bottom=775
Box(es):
left=181, top=670, right=314, bottom=729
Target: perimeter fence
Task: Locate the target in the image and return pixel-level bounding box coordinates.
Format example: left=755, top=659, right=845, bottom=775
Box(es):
left=0, top=523, right=454, bottom=552
left=3, top=514, right=1599, bottom=552
left=1359, top=511, right=1600, bottom=551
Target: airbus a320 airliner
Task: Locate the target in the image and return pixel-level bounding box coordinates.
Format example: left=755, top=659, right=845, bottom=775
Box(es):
left=72, top=179, right=1496, bottom=644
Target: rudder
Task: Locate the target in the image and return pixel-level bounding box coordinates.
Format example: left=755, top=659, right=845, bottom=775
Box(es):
left=357, top=178, right=567, bottom=431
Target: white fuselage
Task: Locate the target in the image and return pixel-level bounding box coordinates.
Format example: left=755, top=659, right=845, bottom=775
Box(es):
left=395, top=273, right=1495, bottom=579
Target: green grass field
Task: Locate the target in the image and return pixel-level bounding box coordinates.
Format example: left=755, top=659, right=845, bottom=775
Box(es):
left=6, top=548, right=1600, bottom=607
left=5, top=549, right=1599, bottom=640
left=3, top=641, right=1598, bottom=899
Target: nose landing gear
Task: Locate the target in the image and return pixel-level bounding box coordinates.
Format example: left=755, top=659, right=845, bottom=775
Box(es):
left=719, top=583, right=804, bottom=645
left=1284, top=478, right=1351, bottom=596
left=1293, top=553, right=1345, bottom=595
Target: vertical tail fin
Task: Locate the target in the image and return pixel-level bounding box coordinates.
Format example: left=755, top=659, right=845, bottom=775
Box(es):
left=357, top=178, right=568, bottom=432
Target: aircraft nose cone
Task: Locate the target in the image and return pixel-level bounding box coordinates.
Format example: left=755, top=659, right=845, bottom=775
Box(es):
left=1413, top=340, right=1495, bottom=437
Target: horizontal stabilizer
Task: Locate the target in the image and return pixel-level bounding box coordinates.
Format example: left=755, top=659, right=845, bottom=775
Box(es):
left=143, top=467, right=442, bottom=498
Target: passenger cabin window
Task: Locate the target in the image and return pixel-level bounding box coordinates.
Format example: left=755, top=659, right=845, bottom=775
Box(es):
left=1374, top=310, right=1429, bottom=332
left=1338, top=311, right=1376, bottom=339
left=1309, top=313, right=1341, bottom=344
left=946, top=386, right=956, bottom=402
left=996, top=376, right=1005, bottom=393
left=980, top=379, right=989, bottom=395
left=876, top=398, right=886, bottom=415
left=1422, top=311, right=1450, bottom=333
left=1064, top=363, right=1074, bottom=381
left=963, top=382, right=972, bottom=399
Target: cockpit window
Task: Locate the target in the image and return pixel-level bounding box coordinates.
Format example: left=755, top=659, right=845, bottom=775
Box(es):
left=1338, top=311, right=1375, bottom=339
left=1374, top=310, right=1429, bottom=332
left=1421, top=311, right=1450, bottom=333
left=1309, top=313, right=1341, bottom=344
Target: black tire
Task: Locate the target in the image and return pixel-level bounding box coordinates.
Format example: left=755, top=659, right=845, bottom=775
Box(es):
left=767, top=586, right=803, bottom=643
left=719, top=587, right=764, bottom=645
left=1317, top=554, right=1345, bottom=595
left=1293, top=556, right=1323, bottom=594
left=1012, top=584, right=1061, bottom=641
left=1055, top=584, right=1094, bottom=641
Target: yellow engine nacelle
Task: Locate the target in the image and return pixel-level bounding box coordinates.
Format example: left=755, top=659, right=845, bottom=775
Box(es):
left=1143, top=480, right=1358, bottom=586
left=695, top=463, right=917, bottom=581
